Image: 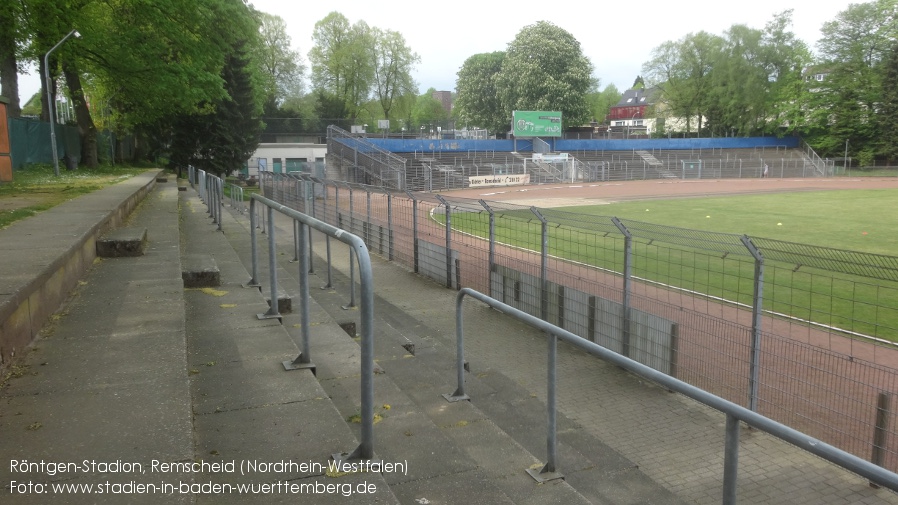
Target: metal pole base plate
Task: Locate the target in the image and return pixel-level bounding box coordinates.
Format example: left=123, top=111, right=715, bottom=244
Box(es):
left=282, top=360, right=316, bottom=375
left=442, top=392, right=470, bottom=403
left=526, top=464, right=564, bottom=483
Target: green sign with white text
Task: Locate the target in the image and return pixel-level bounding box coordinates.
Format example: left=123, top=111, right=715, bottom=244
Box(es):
left=512, top=111, right=562, bottom=137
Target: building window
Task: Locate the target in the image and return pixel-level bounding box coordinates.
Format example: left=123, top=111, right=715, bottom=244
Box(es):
left=816, top=74, right=824, bottom=81
left=614, top=121, right=624, bottom=126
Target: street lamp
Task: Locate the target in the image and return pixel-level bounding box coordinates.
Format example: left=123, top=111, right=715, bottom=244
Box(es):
left=44, top=29, right=80, bottom=177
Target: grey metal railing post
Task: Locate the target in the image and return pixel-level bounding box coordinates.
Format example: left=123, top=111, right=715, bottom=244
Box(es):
left=257, top=205, right=281, bottom=320
left=436, top=195, right=453, bottom=288
left=249, top=194, right=376, bottom=464
left=741, top=235, right=764, bottom=412
left=245, top=198, right=261, bottom=288
left=442, top=291, right=471, bottom=403
left=406, top=191, right=419, bottom=273
left=284, top=220, right=315, bottom=373
left=307, top=177, right=315, bottom=274
left=612, top=217, right=632, bottom=356
left=342, top=246, right=357, bottom=310
left=723, top=414, right=740, bottom=505
left=479, top=200, right=495, bottom=298
left=531, top=208, right=549, bottom=321
left=291, top=219, right=301, bottom=262
left=216, top=177, right=223, bottom=231
left=447, top=287, right=898, bottom=493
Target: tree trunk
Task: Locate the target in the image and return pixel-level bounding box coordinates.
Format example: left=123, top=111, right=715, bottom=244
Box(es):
left=62, top=59, right=98, bottom=168
left=0, top=3, right=21, bottom=117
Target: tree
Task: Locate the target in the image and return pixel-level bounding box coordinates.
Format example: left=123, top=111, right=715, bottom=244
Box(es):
left=760, top=10, right=813, bottom=135
left=495, top=21, right=595, bottom=129
left=880, top=42, right=898, bottom=162
left=253, top=12, right=305, bottom=115
left=707, top=24, right=768, bottom=136
left=308, top=12, right=374, bottom=123
left=0, top=0, right=23, bottom=117
left=807, top=0, right=898, bottom=159
left=370, top=27, right=418, bottom=123
left=643, top=31, right=723, bottom=135
left=454, top=51, right=506, bottom=134
left=170, top=39, right=261, bottom=177
left=585, top=83, right=620, bottom=125
left=412, top=88, right=449, bottom=130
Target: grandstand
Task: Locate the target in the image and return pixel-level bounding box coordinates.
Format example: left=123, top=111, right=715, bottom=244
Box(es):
left=325, top=125, right=831, bottom=192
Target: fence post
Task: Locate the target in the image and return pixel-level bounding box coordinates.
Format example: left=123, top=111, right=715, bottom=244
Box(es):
left=366, top=187, right=372, bottom=247
left=322, top=181, right=334, bottom=289
left=612, top=217, right=632, bottom=357
left=872, top=392, right=892, bottom=472
left=435, top=195, right=453, bottom=288
left=348, top=184, right=355, bottom=236
left=531, top=207, right=549, bottom=321
left=741, top=235, right=764, bottom=412
left=387, top=192, right=394, bottom=261
left=406, top=191, right=419, bottom=273
left=479, top=200, right=495, bottom=298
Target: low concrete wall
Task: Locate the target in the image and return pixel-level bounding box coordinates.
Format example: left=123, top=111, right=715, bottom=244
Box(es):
left=0, top=170, right=161, bottom=369
left=490, top=264, right=678, bottom=375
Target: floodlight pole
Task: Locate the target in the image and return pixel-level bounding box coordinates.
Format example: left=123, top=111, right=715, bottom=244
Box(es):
left=44, top=29, right=80, bottom=177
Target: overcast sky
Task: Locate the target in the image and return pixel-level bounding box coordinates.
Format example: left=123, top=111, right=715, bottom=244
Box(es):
left=18, top=0, right=853, bottom=103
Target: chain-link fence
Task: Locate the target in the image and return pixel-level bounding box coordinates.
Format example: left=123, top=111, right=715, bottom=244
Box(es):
left=261, top=171, right=898, bottom=472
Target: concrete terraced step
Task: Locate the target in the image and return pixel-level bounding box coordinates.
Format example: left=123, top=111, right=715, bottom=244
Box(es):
left=178, top=189, right=401, bottom=504
left=216, top=201, right=687, bottom=505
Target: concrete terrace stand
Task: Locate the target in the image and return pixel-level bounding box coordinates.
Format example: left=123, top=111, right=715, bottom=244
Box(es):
left=0, top=170, right=160, bottom=368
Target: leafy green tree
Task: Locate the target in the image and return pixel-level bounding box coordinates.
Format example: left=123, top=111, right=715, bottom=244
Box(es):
left=0, top=0, right=24, bottom=117
left=760, top=10, right=813, bottom=135
left=643, top=32, right=723, bottom=135
left=253, top=12, right=305, bottom=115
left=371, top=27, right=418, bottom=122
left=308, top=12, right=375, bottom=123
left=454, top=51, right=506, bottom=134
left=412, top=87, right=449, bottom=130
left=495, top=21, right=595, bottom=130
left=807, top=0, right=898, bottom=158
left=586, top=83, right=620, bottom=125
left=170, top=39, right=261, bottom=177
left=880, top=42, right=898, bottom=162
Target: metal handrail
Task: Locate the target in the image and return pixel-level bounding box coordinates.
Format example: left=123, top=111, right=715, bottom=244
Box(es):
left=445, top=287, right=898, bottom=501
left=248, top=193, right=378, bottom=464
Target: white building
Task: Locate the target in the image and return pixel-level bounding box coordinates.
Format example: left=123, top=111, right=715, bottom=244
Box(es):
left=245, top=143, right=326, bottom=178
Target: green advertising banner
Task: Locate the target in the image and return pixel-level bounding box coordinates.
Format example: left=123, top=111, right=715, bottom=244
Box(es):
left=512, top=111, right=562, bottom=137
